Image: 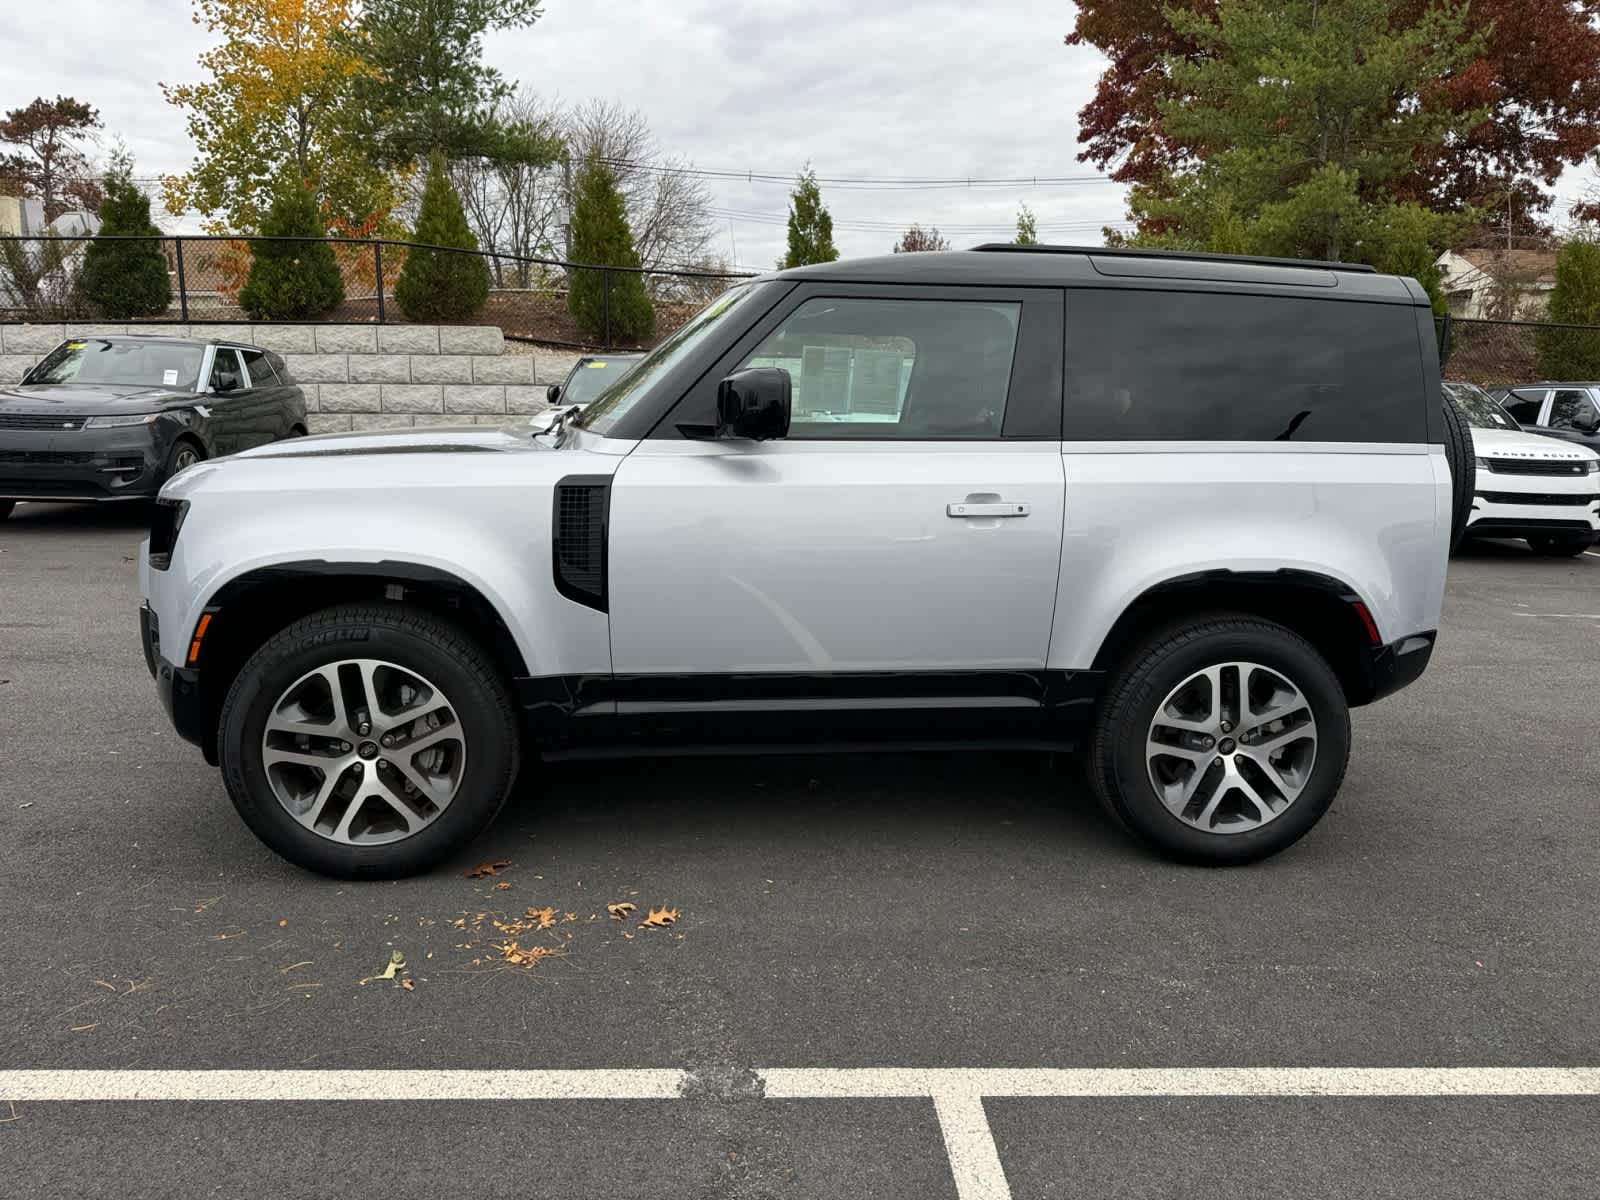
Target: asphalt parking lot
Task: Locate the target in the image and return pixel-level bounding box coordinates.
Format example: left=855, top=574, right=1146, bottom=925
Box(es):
left=3, top=501, right=1599, bottom=1199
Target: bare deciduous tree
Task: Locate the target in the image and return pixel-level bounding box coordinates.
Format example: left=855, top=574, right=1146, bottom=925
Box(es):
left=563, top=98, right=715, bottom=273
left=450, top=91, right=566, bottom=287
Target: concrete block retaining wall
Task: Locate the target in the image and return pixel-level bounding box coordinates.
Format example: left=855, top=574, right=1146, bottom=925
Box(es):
left=0, top=324, right=583, bottom=434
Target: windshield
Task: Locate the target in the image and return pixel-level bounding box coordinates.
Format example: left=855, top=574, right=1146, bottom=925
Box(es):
left=1444, top=381, right=1520, bottom=431
left=574, top=283, right=770, bottom=436
left=563, top=357, right=642, bottom=407
left=29, top=339, right=204, bottom=391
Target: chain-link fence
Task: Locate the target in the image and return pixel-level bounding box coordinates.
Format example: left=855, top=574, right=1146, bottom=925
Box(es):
left=0, top=234, right=753, bottom=350
left=1439, top=315, right=1600, bottom=387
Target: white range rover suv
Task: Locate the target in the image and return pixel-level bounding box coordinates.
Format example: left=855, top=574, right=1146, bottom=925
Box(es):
left=1444, top=381, right=1600, bottom=556
left=139, top=246, right=1462, bottom=877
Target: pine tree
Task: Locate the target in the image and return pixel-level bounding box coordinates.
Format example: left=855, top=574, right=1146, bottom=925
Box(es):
left=782, top=167, right=838, bottom=268
left=1537, top=238, right=1600, bottom=378
left=394, top=149, right=490, bottom=321
left=1014, top=204, right=1038, bottom=245
left=567, top=157, right=654, bottom=343
left=79, top=150, right=172, bottom=319
left=238, top=171, right=344, bottom=319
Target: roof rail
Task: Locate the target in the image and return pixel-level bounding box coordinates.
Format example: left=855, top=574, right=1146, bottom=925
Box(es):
left=969, top=243, right=1377, bottom=274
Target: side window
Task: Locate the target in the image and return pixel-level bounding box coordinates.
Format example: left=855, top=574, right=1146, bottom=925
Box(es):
left=1500, top=391, right=1545, bottom=425
left=1547, top=389, right=1597, bottom=430
left=208, top=350, right=246, bottom=393
left=241, top=348, right=278, bottom=387
left=1063, top=290, right=1427, bottom=442
left=738, top=297, right=1021, bottom=439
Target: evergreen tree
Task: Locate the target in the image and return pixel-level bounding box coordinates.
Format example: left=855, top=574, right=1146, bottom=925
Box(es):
left=782, top=167, right=838, bottom=268
left=394, top=149, right=490, bottom=321
left=1537, top=238, right=1600, bottom=379
left=1122, top=0, right=1483, bottom=271
left=1014, top=204, right=1038, bottom=245
left=79, top=149, right=172, bottom=319
left=238, top=171, right=344, bottom=319
left=567, top=157, right=654, bottom=343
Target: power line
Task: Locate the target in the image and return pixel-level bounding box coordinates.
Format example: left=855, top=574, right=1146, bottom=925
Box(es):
left=595, top=157, right=1120, bottom=191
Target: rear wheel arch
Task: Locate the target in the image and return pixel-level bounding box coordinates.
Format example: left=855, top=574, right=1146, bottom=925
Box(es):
left=187, top=561, right=529, bottom=764
left=1089, top=570, right=1383, bottom=707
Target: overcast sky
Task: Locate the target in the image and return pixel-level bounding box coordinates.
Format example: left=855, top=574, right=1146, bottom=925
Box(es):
left=2, top=0, right=1594, bottom=268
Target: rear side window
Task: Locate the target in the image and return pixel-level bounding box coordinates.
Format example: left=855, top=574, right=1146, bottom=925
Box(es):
left=739, top=297, right=1020, bottom=439
left=1064, top=290, right=1427, bottom=442
left=241, top=348, right=278, bottom=387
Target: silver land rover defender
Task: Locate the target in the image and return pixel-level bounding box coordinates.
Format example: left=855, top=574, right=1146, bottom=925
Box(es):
left=139, top=245, right=1466, bottom=877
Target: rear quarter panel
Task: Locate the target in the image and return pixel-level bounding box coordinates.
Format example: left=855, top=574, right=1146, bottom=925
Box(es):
left=1049, top=442, right=1451, bottom=669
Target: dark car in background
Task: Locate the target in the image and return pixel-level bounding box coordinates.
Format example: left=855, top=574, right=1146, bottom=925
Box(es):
left=545, top=353, right=643, bottom=408
left=0, top=335, right=307, bottom=520
left=1491, top=382, right=1600, bottom=453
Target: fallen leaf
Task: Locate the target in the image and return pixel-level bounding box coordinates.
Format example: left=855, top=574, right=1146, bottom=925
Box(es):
left=466, top=859, right=512, bottom=878
left=496, top=940, right=564, bottom=967
left=640, top=906, right=680, bottom=928
left=622, top=931, right=634, bottom=940
left=399, top=978, right=415, bottom=991
left=527, top=906, right=556, bottom=930
left=607, top=902, right=636, bottom=920
left=70, top=1024, right=98, bottom=1033
left=494, top=882, right=511, bottom=891
left=278, top=919, right=288, bottom=928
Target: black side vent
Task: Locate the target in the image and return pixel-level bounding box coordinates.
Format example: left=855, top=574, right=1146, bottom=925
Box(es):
left=553, top=477, right=610, bottom=611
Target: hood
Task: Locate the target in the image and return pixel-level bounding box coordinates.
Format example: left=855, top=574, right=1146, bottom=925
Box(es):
left=232, top=423, right=542, bottom=460
left=0, top=382, right=193, bottom=414
left=1470, top=426, right=1599, bottom=460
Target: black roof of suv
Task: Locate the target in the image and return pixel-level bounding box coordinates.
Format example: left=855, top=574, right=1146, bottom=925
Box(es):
left=765, top=245, right=1425, bottom=305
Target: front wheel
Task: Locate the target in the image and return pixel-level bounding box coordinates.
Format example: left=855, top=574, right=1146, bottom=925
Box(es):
left=1527, top=533, right=1595, bottom=557
left=1088, top=616, right=1351, bottom=865
left=218, top=603, right=521, bottom=878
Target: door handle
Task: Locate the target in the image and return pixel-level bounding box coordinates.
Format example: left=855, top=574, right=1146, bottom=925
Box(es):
left=947, top=501, right=1030, bottom=518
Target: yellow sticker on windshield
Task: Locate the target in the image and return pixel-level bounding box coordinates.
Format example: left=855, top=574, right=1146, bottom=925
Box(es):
left=65, top=341, right=84, bottom=350
left=586, top=361, right=608, bottom=367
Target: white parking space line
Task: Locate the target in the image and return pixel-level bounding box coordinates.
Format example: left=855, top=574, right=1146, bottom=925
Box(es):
left=7, top=1067, right=1600, bottom=1200
left=1511, top=612, right=1600, bottom=620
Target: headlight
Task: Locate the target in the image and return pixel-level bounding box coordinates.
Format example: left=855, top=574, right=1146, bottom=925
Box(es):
left=1585, top=460, right=1600, bottom=474
left=84, top=413, right=160, bottom=428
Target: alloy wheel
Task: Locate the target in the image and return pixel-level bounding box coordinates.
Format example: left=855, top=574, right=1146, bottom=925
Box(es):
left=1144, top=661, right=1318, bottom=833
left=260, top=658, right=467, bottom=845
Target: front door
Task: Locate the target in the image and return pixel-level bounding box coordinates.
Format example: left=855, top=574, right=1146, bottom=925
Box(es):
left=606, top=285, right=1066, bottom=718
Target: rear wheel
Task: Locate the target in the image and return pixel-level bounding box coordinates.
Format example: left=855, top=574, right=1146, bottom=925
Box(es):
left=1440, top=389, right=1474, bottom=552
left=218, top=603, right=520, bottom=878
left=1088, top=616, right=1351, bottom=865
left=1528, top=533, right=1595, bottom=557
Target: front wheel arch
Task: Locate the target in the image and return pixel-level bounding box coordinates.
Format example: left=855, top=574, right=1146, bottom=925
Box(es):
left=186, top=564, right=529, bottom=765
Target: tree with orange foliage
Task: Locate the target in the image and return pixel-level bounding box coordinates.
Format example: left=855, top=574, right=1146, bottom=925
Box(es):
left=161, top=0, right=394, bottom=232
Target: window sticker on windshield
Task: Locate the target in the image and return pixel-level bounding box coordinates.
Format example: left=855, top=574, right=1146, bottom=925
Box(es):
left=65, top=341, right=84, bottom=350
left=586, top=361, right=608, bottom=367
left=163, top=369, right=179, bottom=385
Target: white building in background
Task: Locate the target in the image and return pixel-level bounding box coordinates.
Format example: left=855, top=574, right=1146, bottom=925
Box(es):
left=1436, top=248, right=1557, bottom=320
left=0, top=194, right=102, bottom=238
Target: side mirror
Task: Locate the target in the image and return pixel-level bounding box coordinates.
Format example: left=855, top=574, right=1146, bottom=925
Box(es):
left=546, top=384, right=561, bottom=404
left=716, top=368, right=791, bottom=440
left=1575, top=413, right=1600, bottom=434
